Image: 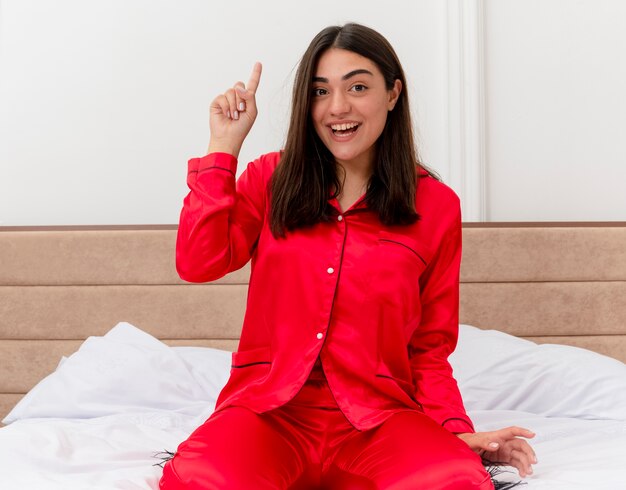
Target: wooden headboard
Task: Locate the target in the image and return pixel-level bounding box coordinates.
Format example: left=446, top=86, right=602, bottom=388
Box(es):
left=1, top=223, right=625, bottom=420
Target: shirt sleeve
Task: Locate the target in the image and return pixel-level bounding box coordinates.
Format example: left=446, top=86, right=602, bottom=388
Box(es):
left=175, top=152, right=267, bottom=283
left=408, top=207, right=475, bottom=434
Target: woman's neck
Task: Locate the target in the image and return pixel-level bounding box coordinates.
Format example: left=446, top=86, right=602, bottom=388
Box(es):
left=335, top=161, right=372, bottom=212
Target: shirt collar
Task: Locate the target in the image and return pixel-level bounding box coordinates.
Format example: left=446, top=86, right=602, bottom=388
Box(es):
left=327, top=167, right=429, bottom=213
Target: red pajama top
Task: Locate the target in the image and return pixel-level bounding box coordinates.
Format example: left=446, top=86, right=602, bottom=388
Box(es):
left=176, top=151, right=474, bottom=434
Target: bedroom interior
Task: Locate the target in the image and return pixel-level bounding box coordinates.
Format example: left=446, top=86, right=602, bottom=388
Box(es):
left=1, top=0, right=625, bottom=488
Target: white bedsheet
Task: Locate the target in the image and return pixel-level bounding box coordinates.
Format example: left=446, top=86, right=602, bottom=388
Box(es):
left=1, top=323, right=625, bottom=489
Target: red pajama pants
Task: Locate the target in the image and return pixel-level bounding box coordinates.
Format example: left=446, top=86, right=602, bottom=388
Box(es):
left=159, top=375, right=493, bottom=490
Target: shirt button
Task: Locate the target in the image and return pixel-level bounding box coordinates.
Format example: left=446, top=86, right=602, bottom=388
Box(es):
left=316, top=332, right=324, bottom=340
left=337, top=215, right=343, bottom=221
left=327, top=267, right=334, bottom=274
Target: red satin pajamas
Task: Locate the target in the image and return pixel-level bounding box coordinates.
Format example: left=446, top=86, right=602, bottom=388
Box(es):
left=160, top=371, right=492, bottom=489
left=161, top=152, right=494, bottom=489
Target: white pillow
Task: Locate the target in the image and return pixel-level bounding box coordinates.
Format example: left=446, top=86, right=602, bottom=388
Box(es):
left=7, top=322, right=625, bottom=424
left=3, top=322, right=231, bottom=424
left=450, top=325, right=626, bottom=420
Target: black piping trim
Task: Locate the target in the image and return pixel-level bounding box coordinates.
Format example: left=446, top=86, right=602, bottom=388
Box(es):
left=442, top=417, right=475, bottom=431
left=196, top=166, right=236, bottom=177
left=231, top=361, right=271, bottom=369
left=379, top=239, right=427, bottom=266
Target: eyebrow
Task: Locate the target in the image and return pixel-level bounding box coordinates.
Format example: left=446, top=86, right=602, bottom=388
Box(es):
left=312, top=69, right=374, bottom=83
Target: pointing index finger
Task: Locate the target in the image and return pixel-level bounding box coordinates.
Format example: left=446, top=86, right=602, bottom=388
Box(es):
left=246, top=62, right=262, bottom=94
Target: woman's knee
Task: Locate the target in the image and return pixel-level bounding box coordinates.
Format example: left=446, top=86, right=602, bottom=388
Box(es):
left=331, top=411, right=493, bottom=489
left=160, top=451, right=281, bottom=490
left=159, top=407, right=303, bottom=490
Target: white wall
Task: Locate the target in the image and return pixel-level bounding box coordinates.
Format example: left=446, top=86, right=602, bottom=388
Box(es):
left=1, top=0, right=624, bottom=225
left=0, top=0, right=449, bottom=225
left=484, top=0, right=626, bottom=221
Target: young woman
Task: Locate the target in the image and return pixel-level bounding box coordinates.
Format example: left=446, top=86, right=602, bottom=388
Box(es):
left=160, top=23, right=536, bottom=490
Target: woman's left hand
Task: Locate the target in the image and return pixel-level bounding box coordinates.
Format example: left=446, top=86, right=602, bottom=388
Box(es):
left=456, top=426, right=537, bottom=478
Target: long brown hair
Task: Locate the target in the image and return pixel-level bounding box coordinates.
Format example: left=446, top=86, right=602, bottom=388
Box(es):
left=270, top=23, right=425, bottom=237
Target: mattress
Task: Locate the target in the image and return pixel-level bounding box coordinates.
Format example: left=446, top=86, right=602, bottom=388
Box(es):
left=1, top=323, right=625, bottom=489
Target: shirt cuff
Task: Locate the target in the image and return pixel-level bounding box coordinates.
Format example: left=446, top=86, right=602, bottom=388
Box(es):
left=189, top=152, right=238, bottom=175
left=442, top=417, right=475, bottom=434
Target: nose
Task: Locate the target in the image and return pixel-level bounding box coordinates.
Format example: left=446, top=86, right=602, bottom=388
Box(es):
left=329, top=91, right=350, bottom=116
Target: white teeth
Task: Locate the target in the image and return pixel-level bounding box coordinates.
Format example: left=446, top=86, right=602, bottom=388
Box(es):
left=331, top=122, right=359, bottom=131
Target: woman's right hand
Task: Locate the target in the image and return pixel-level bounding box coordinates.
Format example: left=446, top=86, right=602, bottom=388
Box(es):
left=207, top=62, right=262, bottom=158
left=457, top=426, right=537, bottom=478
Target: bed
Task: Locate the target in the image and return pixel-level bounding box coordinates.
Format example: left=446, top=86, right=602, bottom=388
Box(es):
left=1, top=223, right=625, bottom=489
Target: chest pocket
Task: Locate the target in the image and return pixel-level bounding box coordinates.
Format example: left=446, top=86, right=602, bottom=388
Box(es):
left=368, top=230, right=432, bottom=340
left=370, top=231, right=431, bottom=308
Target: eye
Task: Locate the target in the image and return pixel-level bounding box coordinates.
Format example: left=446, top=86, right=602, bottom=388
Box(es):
left=312, top=87, right=328, bottom=97
left=350, top=84, right=368, bottom=93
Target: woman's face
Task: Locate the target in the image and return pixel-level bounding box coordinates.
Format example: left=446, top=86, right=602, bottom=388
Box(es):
left=310, top=48, right=401, bottom=171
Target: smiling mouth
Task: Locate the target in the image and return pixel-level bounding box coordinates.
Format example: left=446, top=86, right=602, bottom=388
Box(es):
left=331, top=123, right=360, bottom=137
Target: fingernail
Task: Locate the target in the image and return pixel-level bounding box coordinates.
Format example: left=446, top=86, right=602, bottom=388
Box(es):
left=239, top=102, right=245, bottom=111
left=236, top=86, right=246, bottom=94
left=233, top=110, right=239, bottom=120
left=227, top=110, right=231, bottom=119
left=489, top=442, right=499, bottom=449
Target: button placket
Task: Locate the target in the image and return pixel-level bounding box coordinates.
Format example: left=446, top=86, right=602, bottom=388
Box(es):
left=317, top=215, right=347, bottom=351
